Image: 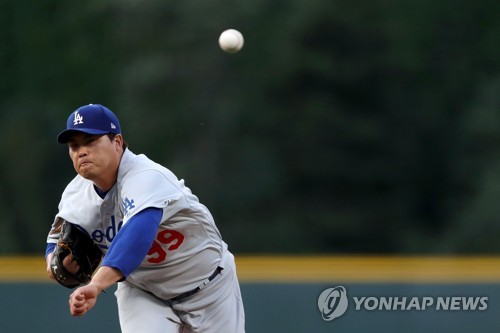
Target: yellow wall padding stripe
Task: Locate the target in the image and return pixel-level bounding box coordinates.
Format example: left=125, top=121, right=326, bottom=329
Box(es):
left=3, top=256, right=500, bottom=283
left=234, top=256, right=500, bottom=283
left=1, top=256, right=47, bottom=282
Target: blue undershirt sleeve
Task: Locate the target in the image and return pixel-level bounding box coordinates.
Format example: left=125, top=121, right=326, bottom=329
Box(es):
left=101, top=207, right=163, bottom=279
left=45, top=243, right=56, bottom=257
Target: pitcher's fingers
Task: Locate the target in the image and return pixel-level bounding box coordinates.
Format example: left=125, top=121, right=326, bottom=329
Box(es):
left=63, top=256, right=80, bottom=274
left=70, top=305, right=87, bottom=316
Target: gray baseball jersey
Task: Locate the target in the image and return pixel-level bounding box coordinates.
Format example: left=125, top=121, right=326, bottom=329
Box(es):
left=47, top=149, right=226, bottom=299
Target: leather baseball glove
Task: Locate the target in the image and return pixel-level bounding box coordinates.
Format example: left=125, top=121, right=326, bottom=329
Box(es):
left=50, top=220, right=103, bottom=288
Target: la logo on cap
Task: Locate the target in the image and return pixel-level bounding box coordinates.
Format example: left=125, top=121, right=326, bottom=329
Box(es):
left=73, top=111, right=84, bottom=125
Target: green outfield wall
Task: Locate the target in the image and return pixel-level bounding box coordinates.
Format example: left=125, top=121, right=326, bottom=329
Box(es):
left=2, top=256, right=500, bottom=333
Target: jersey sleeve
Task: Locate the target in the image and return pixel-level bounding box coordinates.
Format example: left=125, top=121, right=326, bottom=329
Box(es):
left=101, top=207, right=163, bottom=278
left=119, top=169, right=191, bottom=223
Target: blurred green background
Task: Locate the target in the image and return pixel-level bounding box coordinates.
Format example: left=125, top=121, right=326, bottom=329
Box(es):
left=2, top=0, right=500, bottom=255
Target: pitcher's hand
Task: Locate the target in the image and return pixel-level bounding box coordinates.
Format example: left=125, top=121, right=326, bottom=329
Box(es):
left=69, top=284, right=100, bottom=316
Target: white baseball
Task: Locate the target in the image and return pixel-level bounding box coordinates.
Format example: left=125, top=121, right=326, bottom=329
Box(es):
left=219, top=29, right=244, bottom=53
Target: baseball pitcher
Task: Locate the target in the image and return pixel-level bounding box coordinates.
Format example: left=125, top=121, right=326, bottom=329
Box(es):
left=45, top=104, right=245, bottom=333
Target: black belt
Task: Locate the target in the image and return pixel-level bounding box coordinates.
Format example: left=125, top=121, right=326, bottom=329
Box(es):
left=170, top=267, right=223, bottom=302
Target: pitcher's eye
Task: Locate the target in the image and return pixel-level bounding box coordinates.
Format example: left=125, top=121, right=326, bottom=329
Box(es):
left=68, top=142, right=79, bottom=151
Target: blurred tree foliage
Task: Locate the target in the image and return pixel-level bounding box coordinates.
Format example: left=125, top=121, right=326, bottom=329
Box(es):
left=1, top=0, right=500, bottom=254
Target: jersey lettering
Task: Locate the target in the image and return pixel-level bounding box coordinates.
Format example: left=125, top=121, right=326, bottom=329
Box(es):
left=147, top=229, right=185, bottom=264
left=92, top=216, right=123, bottom=248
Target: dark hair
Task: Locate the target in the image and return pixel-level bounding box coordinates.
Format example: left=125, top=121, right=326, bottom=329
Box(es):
left=106, top=133, right=128, bottom=150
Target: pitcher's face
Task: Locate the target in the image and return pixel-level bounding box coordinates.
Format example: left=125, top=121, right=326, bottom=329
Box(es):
left=67, top=133, right=123, bottom=190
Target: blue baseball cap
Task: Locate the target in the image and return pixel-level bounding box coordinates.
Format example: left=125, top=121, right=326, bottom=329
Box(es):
left=57, top=104, right=121, bottom=143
